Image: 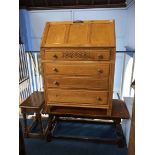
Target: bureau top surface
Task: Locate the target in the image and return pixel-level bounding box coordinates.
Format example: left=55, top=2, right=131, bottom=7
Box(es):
left=41, top=20, right=116, bottom=48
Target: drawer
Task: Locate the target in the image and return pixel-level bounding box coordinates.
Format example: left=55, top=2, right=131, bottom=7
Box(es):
left=46, top=76, right=109, bottom=90
left=44, top=62, right=110, bottom=78
left=44, top=50, right=110, bottom=61
left=47, top=89, right=109, bottom=108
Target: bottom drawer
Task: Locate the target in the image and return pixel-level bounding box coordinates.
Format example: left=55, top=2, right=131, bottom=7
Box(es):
left=47, top=89, right=109, bottom=108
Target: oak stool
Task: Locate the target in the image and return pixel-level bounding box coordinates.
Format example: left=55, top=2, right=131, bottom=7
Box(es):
left=20, top=91, right=45, bottom=138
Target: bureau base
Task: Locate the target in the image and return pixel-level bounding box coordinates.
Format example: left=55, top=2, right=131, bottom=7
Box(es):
left=45, top=99, right=129, bottom=147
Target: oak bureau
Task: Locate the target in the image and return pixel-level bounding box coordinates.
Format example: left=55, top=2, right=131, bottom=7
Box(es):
left=40, top=20, right=116, bottom=116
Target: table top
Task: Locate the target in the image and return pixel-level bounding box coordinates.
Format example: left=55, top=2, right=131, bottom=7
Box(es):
left=49, top=99, right=130, bottom=119
left=20, top=91, right=44, bottom=109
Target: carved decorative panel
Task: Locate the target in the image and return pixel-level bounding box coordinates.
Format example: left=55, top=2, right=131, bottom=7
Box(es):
left=63, top=51, right=91, bottom=59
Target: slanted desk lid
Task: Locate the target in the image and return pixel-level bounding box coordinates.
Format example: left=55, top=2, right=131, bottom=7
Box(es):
left=41, top=20, right=116, bottom=48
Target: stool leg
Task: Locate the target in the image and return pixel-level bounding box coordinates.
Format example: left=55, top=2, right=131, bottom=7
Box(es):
left=22, top=112, right=28, bottom=138
left=32, top=113, right=39, bottom=130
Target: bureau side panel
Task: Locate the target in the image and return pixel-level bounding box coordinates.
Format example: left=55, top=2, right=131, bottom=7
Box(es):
left=108, top=48, right=116, bottom=110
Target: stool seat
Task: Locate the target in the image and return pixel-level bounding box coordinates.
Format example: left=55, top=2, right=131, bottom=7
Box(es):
left=20, top=91, right=45, bottom=138
left=20, top=91, right=44, bottom=111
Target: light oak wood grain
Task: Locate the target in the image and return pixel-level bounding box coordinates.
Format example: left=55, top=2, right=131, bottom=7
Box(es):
left=40, top=20, right=116, bottom=116
left=44, top=62, right=110, bottom=78
left=43, top=50, right=111, bottom=61
left=41, top=20, right=115, bottom=48
left=46, top=75, right=109, bottom=90
left=47, top=89, right=109, bottom=108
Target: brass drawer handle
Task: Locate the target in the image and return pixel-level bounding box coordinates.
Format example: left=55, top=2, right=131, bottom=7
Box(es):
left=96, top=97, right=102, bottom=101
left=53, top=54, right=58, bottom=59
left=52, top=68, right=58, bottom=72
left=53, top=81, right=59, bottom=86
left=98, top=55, right=104, bottom=59
left=97, top=69, right=103, bottom=73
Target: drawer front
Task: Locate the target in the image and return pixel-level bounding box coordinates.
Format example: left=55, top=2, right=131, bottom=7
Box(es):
left=44, top=62, right=110, bottom=77
left=44, top=50, right=110, bottom=61
left=46, top=76, right=109, bottom=90
left=47, top=89, right=109, bottom=108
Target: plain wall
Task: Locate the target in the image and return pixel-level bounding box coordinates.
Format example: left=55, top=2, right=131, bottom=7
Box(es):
left=122, top=97, right=134, bottom=146
left=28, top=8, right=127, bottom=51
left=28, top=3, right=135, bottom=50
left=125, top=2, right=135, bottom=49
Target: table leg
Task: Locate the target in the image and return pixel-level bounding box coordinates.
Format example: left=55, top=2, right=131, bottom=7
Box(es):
left=114, top=119, right=125, bottom=147
left=46, top=114, right=54, bottom=142
left=51, top=117, right=57, bottom=137
left=36, top=113, right=44, bottom=138
left=22, top=112, right=28, bottom=138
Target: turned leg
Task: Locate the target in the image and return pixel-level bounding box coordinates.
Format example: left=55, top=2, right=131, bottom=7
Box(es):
left=32, top=113, right=39, bottom=130
left=51, top=116, right=57, bottom=137
left=22, top=111, right=28, bottom=138
left=46, top=114, right=54, bottom=142
left=36, top=113, right=44, bottom=138
left=114, top=119, right=125, bottom=147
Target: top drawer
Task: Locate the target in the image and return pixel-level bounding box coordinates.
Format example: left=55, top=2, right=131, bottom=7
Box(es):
left=43, top=50, right=111, bottom=61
